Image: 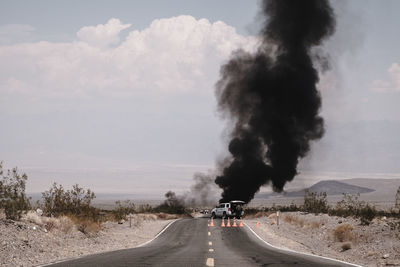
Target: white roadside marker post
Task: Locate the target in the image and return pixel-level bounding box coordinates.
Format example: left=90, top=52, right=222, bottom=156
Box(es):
left=277, top=210, right=280, bottom=226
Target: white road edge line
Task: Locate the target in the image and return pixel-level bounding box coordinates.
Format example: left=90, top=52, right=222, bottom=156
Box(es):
left=208, top=231, right=211, bottom=236
left=38, top=219, right=180, bottom=266
left=244, top=222, right=363, bottom=267
left=208, top=241, right=212, bottom=246
left=206, top=257, right=214, bottom=267
left=209, top=248, right=214, bottom=252
left=136, top=219, right=178, bottom=248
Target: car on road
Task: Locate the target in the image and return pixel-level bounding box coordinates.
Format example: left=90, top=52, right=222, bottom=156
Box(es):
left=200, top=209, right=209, bottom=214
left=211, top=200, right=245, bottom=219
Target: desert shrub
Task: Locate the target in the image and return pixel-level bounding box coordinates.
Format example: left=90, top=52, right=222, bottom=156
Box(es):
left=0, top=162, right=31, bottom=220
left=58, top=216, right=75, bottom=233
left=154, top=191, right=186, bottom=214
left=333, top=224, right=354, bottom=242
left=395, top=186, right=400, bottom=211
left=42, top=183, right=98, bottom=220
left=23, top=210, right=44, bottom=225
left=22, top=211, right=75, bottom=233
left=156, top=212, right=179, bottom=220
left=113, top=200, right=136, bottom=221
left=137, top=203, right=153, bottom=213
left=329, top=193, right=377, bottom=225
left=303, top=190, right=328, bottom=214
left=310, top=220, right=323, bottom=229
left=280, top=202, right=301, bottom=212
left=70, top=216, right=101, bottom=236
left=283, top=214, right=305, bottom=227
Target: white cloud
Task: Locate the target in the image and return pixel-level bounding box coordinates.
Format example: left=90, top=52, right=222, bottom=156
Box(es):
left=0, top=16, right=257, bottom=102
left=77, top=18, right=131, bottom=48
left=371, top=63, right=400, bottom=93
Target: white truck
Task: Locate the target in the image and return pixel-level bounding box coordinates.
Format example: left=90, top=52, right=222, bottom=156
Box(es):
left=211, top=200, right=245, bottom=219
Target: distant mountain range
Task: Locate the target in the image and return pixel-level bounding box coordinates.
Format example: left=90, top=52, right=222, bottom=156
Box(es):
left=256, top=180, right=375, bottom=198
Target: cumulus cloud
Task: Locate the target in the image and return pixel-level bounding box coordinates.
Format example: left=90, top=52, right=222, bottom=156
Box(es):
left=77, top=18, right=131, bottom=48
left=0, top=16, right=257, bottom=100
left=372, top=63, right=400, bottom=93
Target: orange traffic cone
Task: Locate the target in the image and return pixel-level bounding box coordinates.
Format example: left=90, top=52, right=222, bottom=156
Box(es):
left=232, top=218, right=237, bottom=227
left=239, top=220, right=244, bottom=227
left=209, top=217, right=214, bottom=227
left=226, top=217, right=231, bottom=227
left=256, top=221, right=260, bottom=227
left=221, top=218, right=225, bottom=227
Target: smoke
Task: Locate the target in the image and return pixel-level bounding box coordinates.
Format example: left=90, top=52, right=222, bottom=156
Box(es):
left=215, top=0, right=336, bottom=203
left=161, top=172, right=219, bottom=209
left=184, top=172, right=219, bottom=207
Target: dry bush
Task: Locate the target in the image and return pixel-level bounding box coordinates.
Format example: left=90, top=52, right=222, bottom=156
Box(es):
left=22, top=210, right=75, bottom=233
left=310, top=220, right=322, bottom=229
left=341, top=242, right=352, bottom=251
left=333, top=224, right=354, bottom=242
left=128, top=213, right=158, bottom=227
left=0, top=163, right=31, bottom=220
left=57, top=216, right=74, bottom=233
left=0, top=208, right=6, bottom=220
left=330, top=193, right=378, bottom=225
left=283, top=214, right=305, bottom=227
left=113, top=200, right=135, bottom=221
left=23, top=210, right=43, bottom=225
left=303, top=190, right=328, bottom=214
left=156, top=212, right=179, bottom=220
left=41, top=183, right=97, bottom=220
left=70, top=216, right=101, bottom=236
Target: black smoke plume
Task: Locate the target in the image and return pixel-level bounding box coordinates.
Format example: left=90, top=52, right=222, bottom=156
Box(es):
left=215, top=0, right=336, bottom=203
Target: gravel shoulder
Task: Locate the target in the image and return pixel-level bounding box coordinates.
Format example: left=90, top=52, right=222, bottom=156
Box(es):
left=0, top=214, right=175, bottom=267
left=246, top=212, right=400, bottom=267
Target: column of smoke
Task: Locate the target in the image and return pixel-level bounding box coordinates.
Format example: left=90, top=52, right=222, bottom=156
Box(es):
left=215, top=0, right=336, bottom=203
left=164, top=172, right=219, bottom=208
left=184, top=172, right=219, bottom=206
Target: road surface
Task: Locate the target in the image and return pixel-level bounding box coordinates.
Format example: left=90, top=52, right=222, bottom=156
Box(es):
left=47, top=218, right=357, bottom=267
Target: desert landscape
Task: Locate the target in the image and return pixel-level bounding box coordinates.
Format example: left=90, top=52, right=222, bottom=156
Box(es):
left=0, top=211, right=176, bottom=267
left=247, top=212, right=400, bottom=267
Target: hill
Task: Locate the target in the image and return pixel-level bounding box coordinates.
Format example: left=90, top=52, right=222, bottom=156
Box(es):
left=256, top=180, right=375, bottom=198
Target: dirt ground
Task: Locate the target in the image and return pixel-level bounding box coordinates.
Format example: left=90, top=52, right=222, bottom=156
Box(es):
left=246, top=212, right=400, bottom=267
left=0, top=212, right=174, bottom=267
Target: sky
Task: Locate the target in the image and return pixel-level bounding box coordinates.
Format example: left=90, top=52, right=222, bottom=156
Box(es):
left=1, top=1, right=400, bottom=197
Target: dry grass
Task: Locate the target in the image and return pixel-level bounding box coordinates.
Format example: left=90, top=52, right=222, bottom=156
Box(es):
left=283, top=214, right=305, bottom=227
left=57, top=216, right=74, bottom=233
left=283, top=213, right=325, bottom=230
left=70, top=216, right=101, bottom=236
left=156, top=213, right=180, bottom=220
left=22, top=211, right=75, bottom=233
left=310, top=219, right=325, bottom=229
left=333, top=224, right=354, bottom=242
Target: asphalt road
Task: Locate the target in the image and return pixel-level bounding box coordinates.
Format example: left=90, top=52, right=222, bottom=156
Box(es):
left=47, top=218, right=357, bottom=267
